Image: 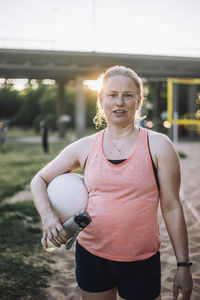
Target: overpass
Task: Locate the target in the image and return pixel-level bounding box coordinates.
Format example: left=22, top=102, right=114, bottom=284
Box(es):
left=0, top=48, right=200, bottom=138
left=1, top=48, right=200, bottom=80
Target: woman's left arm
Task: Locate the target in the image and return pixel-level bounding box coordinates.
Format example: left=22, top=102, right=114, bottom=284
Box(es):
left=152, top=133, right=193, bottom=300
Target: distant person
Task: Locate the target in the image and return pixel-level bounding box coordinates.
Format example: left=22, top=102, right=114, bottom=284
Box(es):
left=0, top=122, right=6, bottom=153
left=40, top=121, right=49, bottom=153
left=31, top=66, right=193, bottom=300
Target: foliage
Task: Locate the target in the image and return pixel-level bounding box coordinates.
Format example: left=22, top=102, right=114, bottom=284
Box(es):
left=0, top=86, right=21, bottom=119
left=0, top=82, right=97, bottom=132
left=33, top=85, right=58, bottom=131
left=85, top=88, right=97, bottom=127
left=11, top=85, right=46, bottom=128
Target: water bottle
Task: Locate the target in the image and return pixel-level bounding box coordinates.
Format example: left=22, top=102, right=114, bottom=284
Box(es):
left=41, top=211, right=91, bottom=252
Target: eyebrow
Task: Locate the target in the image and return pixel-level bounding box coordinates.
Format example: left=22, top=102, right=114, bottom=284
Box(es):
left=107, top=90, right=134, bottom=93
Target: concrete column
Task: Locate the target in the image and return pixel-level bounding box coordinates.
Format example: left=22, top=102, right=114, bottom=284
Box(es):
left=151, top=81, right=162, bottom=132
left=75, top=77, right=86, bottom=139
left=57, top=81, right=66, bottom=138
left=58, top=81, right=65, bottom=115
left=172, top=83, right=179, bottom=143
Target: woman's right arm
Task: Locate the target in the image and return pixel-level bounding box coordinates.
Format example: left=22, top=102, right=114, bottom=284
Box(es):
left=31, top=136, right=93, bottom=249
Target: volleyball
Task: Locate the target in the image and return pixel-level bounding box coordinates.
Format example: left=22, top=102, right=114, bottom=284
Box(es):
left=47, top=172, right=88, bottom=223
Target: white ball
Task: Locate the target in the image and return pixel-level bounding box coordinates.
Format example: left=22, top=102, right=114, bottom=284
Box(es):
left=47, top=173, right=88, bottom=222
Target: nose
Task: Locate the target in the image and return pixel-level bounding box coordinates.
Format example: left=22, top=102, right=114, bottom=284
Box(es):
left=116, top=94, right=124, bottom=105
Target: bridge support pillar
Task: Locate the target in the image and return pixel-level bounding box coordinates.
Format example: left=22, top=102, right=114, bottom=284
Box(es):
left=57, top=81, right=66, bottom=138
left=75, top=77, right=86, bottom=139
left=150, top=81, right=163, bottom=132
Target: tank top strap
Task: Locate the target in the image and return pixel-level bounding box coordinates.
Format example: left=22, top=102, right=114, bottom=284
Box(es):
left=136, top=127, right=148, bottom=152
left=85, top=130, right=104, bottom=168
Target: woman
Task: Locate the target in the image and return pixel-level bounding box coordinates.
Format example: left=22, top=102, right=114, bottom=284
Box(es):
left=31, top=66, right=193, bottom=300
left=40, top=120, right=49, bottom=153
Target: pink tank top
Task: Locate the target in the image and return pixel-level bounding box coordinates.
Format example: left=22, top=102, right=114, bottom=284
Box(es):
left=78, top=128, right=160, bottom=262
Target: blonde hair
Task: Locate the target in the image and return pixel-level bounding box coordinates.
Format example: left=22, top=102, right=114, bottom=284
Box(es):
left=93, top=65, right=144, bottom=128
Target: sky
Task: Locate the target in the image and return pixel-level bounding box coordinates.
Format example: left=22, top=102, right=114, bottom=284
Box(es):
left=0, top=0, right=200, bottom=57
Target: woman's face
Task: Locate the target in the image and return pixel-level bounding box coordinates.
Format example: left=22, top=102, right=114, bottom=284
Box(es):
left=100, top=75, right=141, bottom=127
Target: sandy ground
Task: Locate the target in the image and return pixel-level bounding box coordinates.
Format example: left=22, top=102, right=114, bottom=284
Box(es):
left=8, top=142, right=200, bottom=300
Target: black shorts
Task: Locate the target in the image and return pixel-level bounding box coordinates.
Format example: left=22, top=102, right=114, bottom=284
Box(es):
left=75, top=242, right=161, bottom=300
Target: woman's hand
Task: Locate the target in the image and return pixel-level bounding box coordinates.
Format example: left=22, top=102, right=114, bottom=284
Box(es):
left=173, top=267, right=193, bottom=300
left=41, top=208, right=68, bottom=249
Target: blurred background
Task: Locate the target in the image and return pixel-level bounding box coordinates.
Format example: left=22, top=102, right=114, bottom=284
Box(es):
left=0, top=1, right=200, bottom=299
left=0, top=0, right=200, bottom=142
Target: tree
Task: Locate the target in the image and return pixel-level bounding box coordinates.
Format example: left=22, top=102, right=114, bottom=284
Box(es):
left=0, top=85, right=21, bottom=120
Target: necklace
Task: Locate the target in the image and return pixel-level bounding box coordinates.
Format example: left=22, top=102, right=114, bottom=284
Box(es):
left=111, top=140, right=124, bottom=154
left=106, top=128, right=138, bottom=157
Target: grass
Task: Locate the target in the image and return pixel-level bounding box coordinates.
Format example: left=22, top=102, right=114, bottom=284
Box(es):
left=0, top=201, right=55, bottom=300
left=0, top=141, right=67, bottom=201
left=6, top=127, right=40, bottom=139
left=0, top=135, right=71, bottom=299
left=178, top=151, right=187, bottom=159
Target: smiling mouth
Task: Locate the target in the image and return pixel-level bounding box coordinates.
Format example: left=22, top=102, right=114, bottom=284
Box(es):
left=113, top=110, right=126, bottom=114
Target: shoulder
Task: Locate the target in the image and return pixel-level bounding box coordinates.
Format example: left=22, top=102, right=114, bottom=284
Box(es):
left=145, top=128, right=180, bottom=166
left=38, top=131, right=100, bottom=181
left=146, top=128, right=175, bottom=154
left=71, top=131, right=100, bottom=169
left=146, top=128, right=168, bottom=141
left=73, top=131, right=99, bottom=151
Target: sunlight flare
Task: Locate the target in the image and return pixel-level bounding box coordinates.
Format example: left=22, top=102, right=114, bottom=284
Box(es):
left=83, top=77, right=103, bottom=93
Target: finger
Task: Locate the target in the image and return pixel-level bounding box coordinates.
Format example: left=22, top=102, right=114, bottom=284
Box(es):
left=43, top=233, right=48, bottom=249
left=49, top=237, right=61, bottom=247
left=52, top=227, right=66, bottom=245
left=179, top=279, right=193, bottom=300
left=51, top=228, right=63, bottom=246
left=173, top=285, right=179, bottom=300
left=47, top=231, right=61, bottom=247
left=57, top=223, right=68, bottom=238
left=56, top=224, right=68, bottom=241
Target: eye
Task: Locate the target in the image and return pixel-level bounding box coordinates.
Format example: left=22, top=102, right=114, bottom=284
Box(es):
left=108, top=93, right=117, bottom=98
left=124, top=93, right=133, bottom=98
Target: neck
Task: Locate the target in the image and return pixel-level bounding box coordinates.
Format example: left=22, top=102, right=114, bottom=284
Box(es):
left=105, top=123, right=138, bottom=140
